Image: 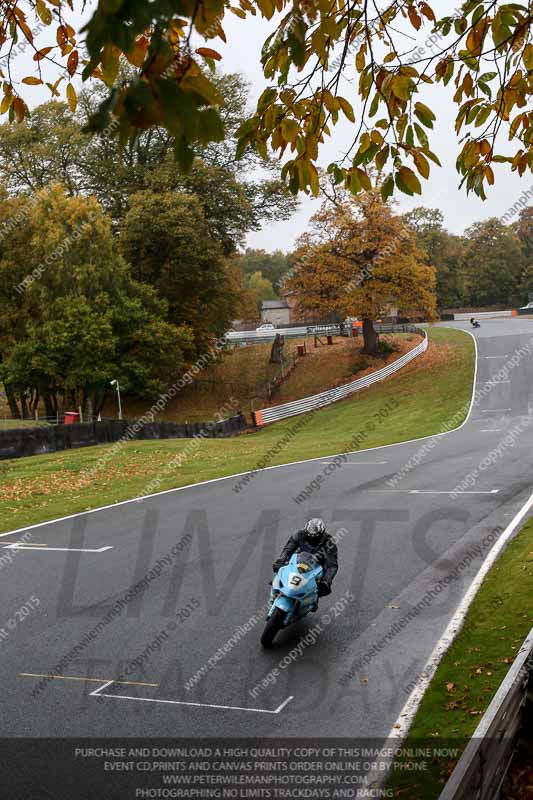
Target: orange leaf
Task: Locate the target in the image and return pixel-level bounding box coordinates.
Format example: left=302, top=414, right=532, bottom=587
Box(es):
left=17, top=17, right=34, bottom=42
left=196, top=47, right=222, bottom=61
left=126, top=36, right=149, bottom=68
left=67, top=50, right=78, bottom=76
left=33, top=47, right=53, bottom=61
left=408, top=6, right=422, bottom=30
left=22, top=76, right=43, bottom=85
left=13, top=98, right=25, bottom=122
left=56, top=25, right=67, bottom=47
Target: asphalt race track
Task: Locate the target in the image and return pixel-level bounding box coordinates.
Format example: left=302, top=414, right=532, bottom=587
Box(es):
left=2, top=319, right=533, bottom=742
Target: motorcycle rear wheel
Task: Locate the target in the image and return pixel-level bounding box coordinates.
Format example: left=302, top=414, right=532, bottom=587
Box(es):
left=261, top=607, right=285, bottom=648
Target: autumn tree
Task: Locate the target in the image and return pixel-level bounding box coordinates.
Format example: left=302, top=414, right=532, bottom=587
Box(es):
left=236, top=248, right=291, bottom=292
left=0, top=186, right=193, bottom=418
left=0, top=73, right=298, bottom=245
left=0, top=1, right=531, bottom=202
left=119, top=189, right=239, bottom=352
left=516, top=206, right=533, bottom=261
left=247, top=271, right=278, bottom=308
left=287, top=191, right=437, bottom=353
left=461, top=218, right=525, bottom=306
left=404, top=207, right=466, bottom=309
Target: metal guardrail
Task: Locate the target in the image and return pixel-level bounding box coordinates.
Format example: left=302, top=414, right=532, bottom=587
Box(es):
left=453, top=310, right=516, bottom=321
left=439, top=625, right=533, bottom=800
left=225, top=327, right=310, bottom=344
left=225, top=323, right=355, bottom=345
left=252, top=325, right=427, bottom=426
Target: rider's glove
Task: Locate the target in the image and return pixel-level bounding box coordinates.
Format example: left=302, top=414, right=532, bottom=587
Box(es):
left=317, top=581, right=331, bottom=597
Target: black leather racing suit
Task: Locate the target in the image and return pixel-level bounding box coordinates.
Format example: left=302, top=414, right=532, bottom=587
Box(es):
left=273, top=530, right=338, bottom=589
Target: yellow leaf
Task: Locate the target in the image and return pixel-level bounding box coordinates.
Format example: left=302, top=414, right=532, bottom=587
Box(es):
left=413, top=151, right=430, bottom=179
left=22, top=77, right=43, bottom=85
left=338, top=96, right=355, bottom=122
left=36, top=0, right=53, bottom=25
left=101, top=44, right=120, bottom=86
left=66, top=83, right=77, bottom=112
left=523, top=44, right=533, bottom=71
left=0, top=94, right=13, bottom=114
left=281, top=117, right=299, bottom=143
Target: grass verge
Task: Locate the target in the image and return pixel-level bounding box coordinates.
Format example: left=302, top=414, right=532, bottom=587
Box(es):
left=388, top=518, right=533, bottom=799
left=0, top=327, right=473, bottom=533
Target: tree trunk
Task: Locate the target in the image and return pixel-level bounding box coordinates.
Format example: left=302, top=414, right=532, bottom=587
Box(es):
left=85, top=393, right=94, bottom=421
left=29, top=388, right=40, bottom=414
left=94, top=388, right=106, bottom=416
left=4, top=384, right=21, bottom=419
left=20, top=393, right=30, bottom=419
left=43, top=393, right=55, bottom=418
left=362, top=318, right=379, bottom=354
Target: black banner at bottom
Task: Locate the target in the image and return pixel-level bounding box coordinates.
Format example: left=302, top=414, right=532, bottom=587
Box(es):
left=0, top=737, right=478, bottom=799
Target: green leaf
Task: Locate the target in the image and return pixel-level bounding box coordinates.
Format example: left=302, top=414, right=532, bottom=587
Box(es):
left=397, top=166, right=422, bottom=194
left=413, top=123, right=428, bottom=147
left=474, top=106, right=491, bottom=127
left=414, top=102, right=436, bottom=129
left=381, top=174, right=394, bottom=201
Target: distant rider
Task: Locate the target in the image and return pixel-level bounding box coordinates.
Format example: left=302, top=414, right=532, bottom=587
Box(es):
left=273, top=518, right=338, bottom=598
left=470, top=317, right=480, bottom=328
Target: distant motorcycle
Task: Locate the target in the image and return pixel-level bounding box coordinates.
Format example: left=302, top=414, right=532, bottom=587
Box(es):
left=261, top=551, right=323, bottom=648
left=470, top=318, right=481, bottom=328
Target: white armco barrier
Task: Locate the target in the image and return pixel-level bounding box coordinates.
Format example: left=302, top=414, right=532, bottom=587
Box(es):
left=253, top=327, right=428, bottom=427
left=454, top=310, right=515, bottom=320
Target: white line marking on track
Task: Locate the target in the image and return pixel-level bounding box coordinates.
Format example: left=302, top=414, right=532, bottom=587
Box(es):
left=370, top=489, right=499, bottom=495
left=19, top=673, right=159, bottom=687
left=478, top=429, right=502, bottom=432
left=0, top=329, right=478, bottom=541
left=320, top=461, right=389, bottom=465
left=90, top=680, right=115, bottom=696
left=483, top=355, right=508, bottom=358
left=387, top=487, right=533, bottom=743
left=481, top=408, right=511, bottom=412
left=93, top=689, right=295, bottom=714
left=3, top=544, right=113, bottom=552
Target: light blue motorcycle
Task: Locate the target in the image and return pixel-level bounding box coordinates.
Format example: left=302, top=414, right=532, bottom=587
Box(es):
left=261, top=550, right=323, bottom=648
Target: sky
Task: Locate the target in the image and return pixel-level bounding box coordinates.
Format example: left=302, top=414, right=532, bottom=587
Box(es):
left=7, top=1, right=533, bottom=254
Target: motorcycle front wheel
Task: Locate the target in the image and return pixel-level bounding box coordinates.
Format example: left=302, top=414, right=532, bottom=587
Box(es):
left=261, top=607, right=285, bottom=648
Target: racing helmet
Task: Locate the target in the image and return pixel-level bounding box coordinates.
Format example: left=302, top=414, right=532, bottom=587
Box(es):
left=304, top=518, right=326, bottom=544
